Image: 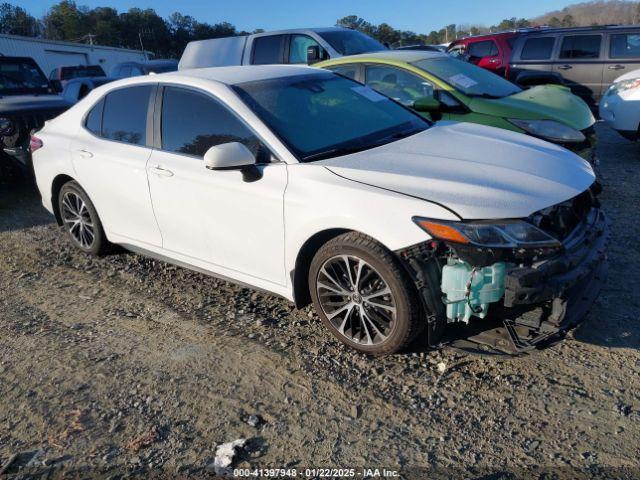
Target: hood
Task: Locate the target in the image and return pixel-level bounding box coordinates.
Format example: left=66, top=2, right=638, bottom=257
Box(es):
left=470, top=85, right=595, bottom=131
left=316, top=122, right=595, bottom=220
left=613, top=68, right=640, bottom=83
left=0, top=94, right=72, bottom=114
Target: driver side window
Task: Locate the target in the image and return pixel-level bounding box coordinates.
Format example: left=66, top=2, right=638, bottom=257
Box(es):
left=365, top=65, right=434, bottom=106
left=289, top=35, right=322, bottom=64
left=160, top=86, right=270, bottom=162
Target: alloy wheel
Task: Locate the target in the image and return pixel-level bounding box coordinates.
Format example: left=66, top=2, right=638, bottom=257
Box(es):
left=61, top=191, right=95, bottom=249
left=316, top=255, right=397, bottom=346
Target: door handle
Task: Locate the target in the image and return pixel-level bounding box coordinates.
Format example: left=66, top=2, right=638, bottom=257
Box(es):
left=608, top=64, right=625, bottom=70
left=557, top=64, right=572, bottom=70
left=149, top=165, right=174, bottom=177
left=76, top=149, right=93, bottom=158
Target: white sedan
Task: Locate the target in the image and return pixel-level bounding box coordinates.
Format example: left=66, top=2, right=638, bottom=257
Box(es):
left=600, top=68, right=640, bottom=141
left=31, top=65, right=607, bottom=355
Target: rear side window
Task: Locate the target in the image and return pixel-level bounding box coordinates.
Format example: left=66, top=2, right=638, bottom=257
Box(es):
left=559, top=35, right=601, bottom=59
left=160, top=86, right=265, bottom=160
left=521, top=37, right=555, bottom=60
left=85, top=98, right=104, bottom=135
left=101, top=86, right=152, bottom=145
left=610, top=33, right=640, bottom=58
left=328, top=64, right=358, bottom=80
left=252, top=35, right=285, bottom=65
left=468, top=40, right=498, bottom=58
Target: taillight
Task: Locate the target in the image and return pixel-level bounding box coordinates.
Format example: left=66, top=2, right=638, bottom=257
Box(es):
left=30, top=135, right=43, bottom=152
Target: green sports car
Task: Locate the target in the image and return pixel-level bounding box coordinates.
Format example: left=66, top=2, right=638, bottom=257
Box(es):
left=317, top=51, right=596, bottom=163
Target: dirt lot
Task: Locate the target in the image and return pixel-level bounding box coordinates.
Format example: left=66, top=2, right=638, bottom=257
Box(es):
left=0, top=123, right=638, bottom=479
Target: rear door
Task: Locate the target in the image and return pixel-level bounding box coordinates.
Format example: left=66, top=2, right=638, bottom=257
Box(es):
left=70, top=84, right=162, bottom=246
left=553, top=33, right=604, bottom=103
left=604, top=30, right=640, bottom=89
left=467, top=40, right=501, bottom=73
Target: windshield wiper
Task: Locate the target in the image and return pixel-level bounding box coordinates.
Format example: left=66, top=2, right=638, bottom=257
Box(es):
left=302, top=144, right=373, bottom=162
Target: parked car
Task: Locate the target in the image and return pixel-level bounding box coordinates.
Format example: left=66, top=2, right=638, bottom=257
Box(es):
left=111, top=60, right=178, bottom=78
left=31, top=66, right=606, bottom=356
left=318, top=51, right=596, bottom=164
left=178, top=27, right=387, bottom=69
left=0, top=56, right=71, bottom=172
left=396, top=45, right=447, bottom=52
left=61, top=76, right=115, bottom=104
left=48, top=64, right=106, bottom=91
left=447, top=31, right=519, bottom=77
left=509, top=25, right=640, bottom=105
left=599, top=68, right=640, bottom=141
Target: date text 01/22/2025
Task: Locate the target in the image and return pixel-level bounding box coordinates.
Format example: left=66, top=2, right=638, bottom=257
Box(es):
left=232, top=468, right=400, bottom=477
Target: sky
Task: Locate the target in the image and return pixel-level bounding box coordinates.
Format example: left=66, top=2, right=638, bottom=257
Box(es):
left=18, top=0, right=576, bottom=33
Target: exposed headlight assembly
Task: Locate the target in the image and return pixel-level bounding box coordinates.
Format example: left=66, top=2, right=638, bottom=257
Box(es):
left=508, top=118, right=585, bottom=143
left=0, top=117, right=14, bottom=136
left=612, top=78, right=640, bottom=93
left=413, top=217, right=561, bottom=248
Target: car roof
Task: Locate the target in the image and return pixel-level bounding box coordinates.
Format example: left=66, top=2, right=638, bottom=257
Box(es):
left=136, top=64, right=327, bottom=86
left=326, top=50, right=447, bottom=63
left=251, top=26, right=352, bottom=36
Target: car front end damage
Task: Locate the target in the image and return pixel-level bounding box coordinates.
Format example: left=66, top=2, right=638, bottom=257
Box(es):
left=398, top=183, right=608, bottom=354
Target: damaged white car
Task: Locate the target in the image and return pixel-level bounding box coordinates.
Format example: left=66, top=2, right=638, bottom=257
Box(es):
left=31, top=66, right=608, bottom=355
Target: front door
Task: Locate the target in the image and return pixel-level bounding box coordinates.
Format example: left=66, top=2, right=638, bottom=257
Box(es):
left=146, top=85, right=288, bottom=285
left=70, top=84, right=162, bottom=247
left=603, top=31, right=640, bottom=90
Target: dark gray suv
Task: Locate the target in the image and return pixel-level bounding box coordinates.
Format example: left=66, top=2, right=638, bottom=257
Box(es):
left=509, top=25, right=640, bottom=106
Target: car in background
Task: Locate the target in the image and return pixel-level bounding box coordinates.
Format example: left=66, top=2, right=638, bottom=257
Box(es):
left=318, top=50, right=597, bottom=164
left=600, top=68, right=640, bottom=141
left=447, top=31, right=519, bottom=77
left=61, top=76, right=115, bottom=104
left=111, top=59, right=178, bottom=78
left=31, top=65, right=606, bottom=356
left=0, top=56, right=71, bottom=172
left=509, top=25, right=640, bottom=106
left=48, top=65, right=106, bottom=89
left=178, top=27, right=387, bottom=69
left=396, top=44, right=447, bottom=52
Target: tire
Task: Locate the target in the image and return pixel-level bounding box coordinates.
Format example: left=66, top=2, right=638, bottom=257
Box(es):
left=58, top=181, right=110, bottom=255
left=309, top=232, right=424, bottom=356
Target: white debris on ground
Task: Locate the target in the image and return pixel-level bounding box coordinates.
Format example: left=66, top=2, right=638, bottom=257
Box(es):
left=436, top=362, right=447, bottom=374
left=210, top=438, right=246, bottom=475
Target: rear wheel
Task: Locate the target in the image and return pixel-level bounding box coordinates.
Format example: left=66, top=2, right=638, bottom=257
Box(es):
left=58, top=181, right=110, bottom=255
left=309, top=232, right=424, bottom=356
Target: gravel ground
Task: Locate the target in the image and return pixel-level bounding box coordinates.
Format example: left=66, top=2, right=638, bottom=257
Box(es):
left=0, top=123, right=638, bottom=479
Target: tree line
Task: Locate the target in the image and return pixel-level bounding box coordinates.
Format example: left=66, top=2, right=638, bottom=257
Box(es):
left=0, top=0, right=638, bottom=59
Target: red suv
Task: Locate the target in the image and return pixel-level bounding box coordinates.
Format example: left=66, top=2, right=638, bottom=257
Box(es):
left=447, top=32, right=519, bottom=77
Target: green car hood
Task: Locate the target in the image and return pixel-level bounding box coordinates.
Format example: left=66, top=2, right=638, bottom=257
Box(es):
left=469, top=85, right=595, bottom=131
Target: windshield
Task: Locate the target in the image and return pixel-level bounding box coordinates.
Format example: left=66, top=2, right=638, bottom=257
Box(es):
left=61, top=65, right=105, bottom=80
left=412, top=57, right=521, bottom=98
left=0, top=59, right=50, bottom=95
left=319, top=30, right=387, bottom=56
left=233, top=73, right=429, bottom=162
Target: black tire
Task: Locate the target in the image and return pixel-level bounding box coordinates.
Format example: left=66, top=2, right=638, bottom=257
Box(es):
left=309, top=232, right=424, bottom=356
left=58, top=181, right=110, bottom=255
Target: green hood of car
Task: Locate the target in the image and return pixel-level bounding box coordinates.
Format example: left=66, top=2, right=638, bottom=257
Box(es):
left=469, top=85, right=595, bottom=131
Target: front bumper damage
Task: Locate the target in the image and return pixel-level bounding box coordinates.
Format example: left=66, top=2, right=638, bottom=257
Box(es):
left=399, top=206, right=609, bottom=355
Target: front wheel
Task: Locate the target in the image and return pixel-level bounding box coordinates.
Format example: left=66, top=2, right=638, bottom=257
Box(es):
left=309, top=232, right=424, bottom=356
left=58, top=181, right=110, bottom=255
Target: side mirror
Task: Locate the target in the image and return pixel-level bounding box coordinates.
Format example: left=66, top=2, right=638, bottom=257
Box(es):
left=203, top=142, right=255, bottom=170
left=307, top=45, right=321, bottom=64
left=50, top=80, right=63, bottom=93
left=412, top=96, right=441, bottom=112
